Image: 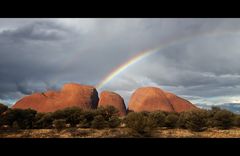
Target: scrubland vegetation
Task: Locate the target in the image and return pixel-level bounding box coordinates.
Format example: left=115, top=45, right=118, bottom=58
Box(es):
left=1, top=103, right=240, bottom=138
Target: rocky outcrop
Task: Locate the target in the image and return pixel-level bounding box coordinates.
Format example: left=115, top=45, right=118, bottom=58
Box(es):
left=164, top=91, right=198, bottom=113
left=12, top=83, right=198, bottom=114
left=12, top=83, right=99, bottom=112
left=98, top=91, right=127, bottom=116
left=128, top=87, right=197, bottom=113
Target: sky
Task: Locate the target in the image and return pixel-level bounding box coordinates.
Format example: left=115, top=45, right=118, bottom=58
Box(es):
left=1, top=18, right=240, bottom=113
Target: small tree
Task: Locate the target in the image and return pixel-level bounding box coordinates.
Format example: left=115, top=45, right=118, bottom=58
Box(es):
left=108, top=115, right=121, bottom=128
left=12, top=121, right=20, bottom=130
left=234, top=115, right=240, bottom=127
left=177, top=112, right=188, bottom=128
left=184, top=110, right=208, bottom=132
left=165, top=113, right=179, bottom=128
left=0, top=103, right=8, bottom=115
left=34, top=113, right=54, bottom=129
left=78, top=111, right=95, bottom=128
left=96, top=106, right=119, bottom=121
left=212, top=109, right=235, bottom=129
left=91, top=115, right=108, bottom=129
left=53, top=119, right=66, bottom=130
left=32, top=113, right=45, bottom=129
left=0, top=104, right=8, bottom=127
left=123, top=112, right=157, bottom=136
left=149, top=111, right=166, bottom=127
left=2, top=108, right=37, bottom=129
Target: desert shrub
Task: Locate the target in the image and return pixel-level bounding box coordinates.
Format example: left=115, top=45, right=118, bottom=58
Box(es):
left=184, top=110, right=209, bottom=132
left=149, top=111, right=166, bottom=127
left=78, top=111, right=95, bottom=128
left=165, top=113, right=179, bottom=128
left=96, top=106, right=119, bottom=121
left=12, top=121, right=20, bottom=130
left=33, top=113, right=54, bottom=129
left=0, top=104, right=8, bottom=127
left=177, top=112, right=188, bottom=128
left=234, top=115, right=240, bottom=127
left=212, top=109, right=235, bottom=129
left=2, top=108, right=37, bottom=129
left=61, top=107, right=83, bottom=127
left=123, top=112, right=157, bottom=136
left=124, top=112, right=144, bottom=132
left=53, top=119, right=66, bottom=130
left=32, top=113, right=45, bottom=128
left=0, top=103, right=8, bottom=115
left=108, top=115, right=121, bottom=128
left=65, top=108, right=83, bottom=127
left=91, top=115, right=108, bottom=129
left=51, top=107, right=83, bottom=127
left=91, top=106, right=121, bottom=128
left=206, top=107, right=223, bottom=127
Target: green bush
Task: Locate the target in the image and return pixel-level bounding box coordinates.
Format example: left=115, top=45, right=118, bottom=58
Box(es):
left=12, top=121, right=20, bottom=130
left=205, top=107, right=218, bottom=127
left=2, top=108, right=37, bottom=129
left=33, top=113, right=54, bottom=129
left=108, top=115, right=121, bottom=128
left=78, top=111, right=95, bottom=128
left=96, top=106, right=119, bottom=121
left=90, top=106, right=121, bottom=129
left=234, top=115, right=240, bottom=127
left=0, top=103, right=8, bottom=115
left=0, top=104, right=8, bottom=127
left=51, top=107, right=83, bottom=127
left=32, top=113, right=45, bottom=128
left=177, top=112, right=188, bottom=128
left=123, top=112, right=157, bottom=136
left=149, top=111, right=166, bottom=127
left=53, top=119, right=66, bottom=130
left=212, top=109, right=235, bottom=129
left=165, top=113, right=179, bottom=128
left=184, top=110, right=208, bottom=132
left=91, top=115, right=108, bottom=129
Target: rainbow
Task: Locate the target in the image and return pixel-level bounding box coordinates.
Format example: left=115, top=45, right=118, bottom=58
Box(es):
left=96, top=48, right=159, bottom=89
left=96, top=28, right=240, bottom=90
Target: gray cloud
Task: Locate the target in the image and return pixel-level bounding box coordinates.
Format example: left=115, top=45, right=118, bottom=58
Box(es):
left=1, top=18, right=240, bottom=110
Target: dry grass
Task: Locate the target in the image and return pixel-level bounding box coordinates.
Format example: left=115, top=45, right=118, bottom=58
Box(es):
left=152, top=127, right=240, bottom=138
left=1, top=127, right=240, bottom=138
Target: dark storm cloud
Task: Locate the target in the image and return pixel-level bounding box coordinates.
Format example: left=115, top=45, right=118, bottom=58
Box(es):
left=0, top=20, right=73, bottom=102
left=16, top=83, right=34, bottom=95
left=0, top=21, right=68, bottom=42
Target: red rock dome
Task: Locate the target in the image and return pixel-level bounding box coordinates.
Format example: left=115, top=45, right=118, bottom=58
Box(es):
left=98, top=91, right=127, bottom=116
left=12, top=83, right=99, bottom=112
left=128, top=87, right=197, bottom=113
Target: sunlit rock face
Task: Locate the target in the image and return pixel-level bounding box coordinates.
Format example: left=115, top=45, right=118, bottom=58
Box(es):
left=98, top=91, right=127, bottom=116
left=12, top=84, right=197, bottom=114
left=12, top=83, right=99, bottom=112
left=128, top=87, right=198, bottom=113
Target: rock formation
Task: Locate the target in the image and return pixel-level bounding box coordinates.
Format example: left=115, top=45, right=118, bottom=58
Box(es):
left=12, top=83, right=198, bottom=114
left=12, top=83, right=99, bottom=112
left=98, top=91, right=127, bottom=116
left=164, top=91, right=198, bottom=113
left=128, top=87, right=197, bottom=113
